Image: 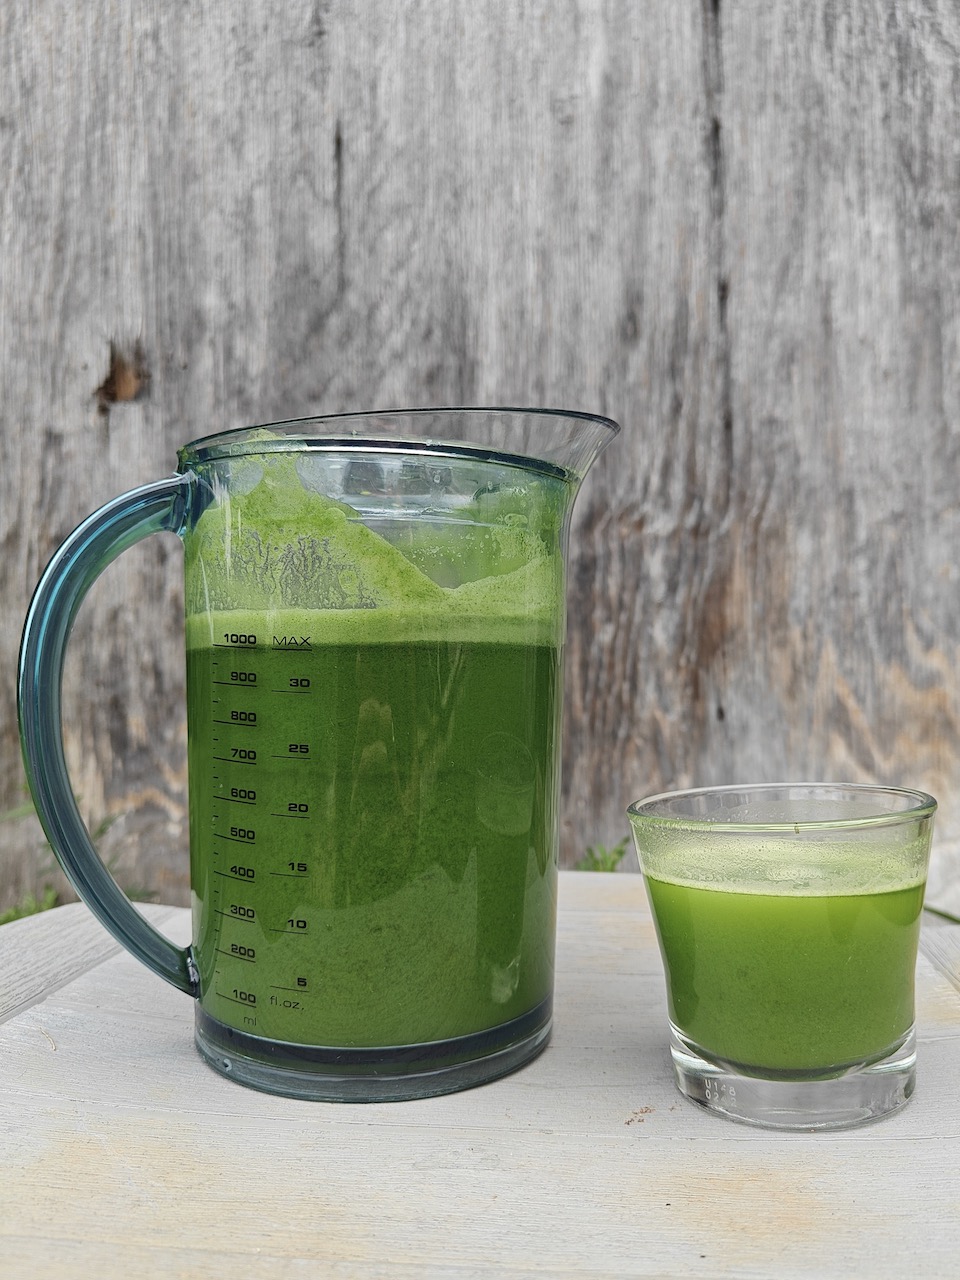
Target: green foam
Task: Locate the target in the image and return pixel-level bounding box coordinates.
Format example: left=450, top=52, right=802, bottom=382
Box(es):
left=185, top=454, right=564, bottom=647
left=630, top=828, right=928, bottom=897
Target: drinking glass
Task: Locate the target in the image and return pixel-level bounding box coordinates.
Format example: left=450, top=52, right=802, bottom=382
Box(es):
left=628, top=783, right=937, bottom=1129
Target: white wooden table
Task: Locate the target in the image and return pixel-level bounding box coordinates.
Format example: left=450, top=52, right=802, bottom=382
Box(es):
left=2, top=871, right=960, bottom=1279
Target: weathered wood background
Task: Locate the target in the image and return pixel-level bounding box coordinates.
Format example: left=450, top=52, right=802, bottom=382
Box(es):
left=2, top=1, right=960, bottom=911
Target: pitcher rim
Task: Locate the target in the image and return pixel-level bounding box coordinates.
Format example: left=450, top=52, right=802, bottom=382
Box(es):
left=183, top=404, right=619, bottom=445
left=179, top=406, right=620, bottom=477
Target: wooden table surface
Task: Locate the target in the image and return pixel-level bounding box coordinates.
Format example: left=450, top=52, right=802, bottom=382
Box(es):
left=2, top=871, right=960, bottom=1279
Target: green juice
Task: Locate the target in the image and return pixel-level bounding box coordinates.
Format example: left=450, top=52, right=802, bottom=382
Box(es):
left=187, top=623, right=559, bottom=1047
left=645, top=874, right=925, bottom=1074
left=183, top=453, right=567, bottom=1052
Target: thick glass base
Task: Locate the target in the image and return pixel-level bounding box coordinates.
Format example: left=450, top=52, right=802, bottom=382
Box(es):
left=194, top=999, right=552, bottom=1101
left=669, top=1022, right=916, bottom=1130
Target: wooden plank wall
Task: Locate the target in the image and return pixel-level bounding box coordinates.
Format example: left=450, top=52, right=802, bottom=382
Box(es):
left=2, top=1, right=959, bottom=909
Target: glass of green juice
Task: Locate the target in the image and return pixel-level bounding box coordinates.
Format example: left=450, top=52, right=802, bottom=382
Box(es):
left=627, top=783, right=937, bottom=1130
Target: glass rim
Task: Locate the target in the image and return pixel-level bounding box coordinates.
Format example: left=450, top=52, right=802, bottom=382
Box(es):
left=626, top=782, right=938, bottom=833
left=179, top=405, right=620, bottom=474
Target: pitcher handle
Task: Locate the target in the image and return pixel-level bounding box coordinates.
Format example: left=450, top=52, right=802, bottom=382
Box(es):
left=18, top=475, right=200, bottom=996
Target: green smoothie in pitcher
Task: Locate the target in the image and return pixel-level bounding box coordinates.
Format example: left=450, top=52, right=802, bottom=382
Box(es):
left=185, top=453, right=566, bottom=1051
left=19, top=409, right=617, bottom=1100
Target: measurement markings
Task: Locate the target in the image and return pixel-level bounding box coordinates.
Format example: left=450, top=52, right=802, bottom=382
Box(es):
left=212, top=755, right=256, bottom=765
left=221, top=795, right=256, bottom=806
left=213, top=834, right=257, bottom=846
left=271, top=984, right=308, bottom=993
left=269, top=871, right=309, bottom=878
left=214, top=990, right=257, bottom=1006
left=270, top=812, right=309, bottom=819
left=216, top=947, right=255, bottom=963
left=214, top=908, right=254, bottom=921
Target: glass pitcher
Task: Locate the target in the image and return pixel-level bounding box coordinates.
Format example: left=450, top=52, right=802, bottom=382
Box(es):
left=18, top=408, right=618, bottom=1100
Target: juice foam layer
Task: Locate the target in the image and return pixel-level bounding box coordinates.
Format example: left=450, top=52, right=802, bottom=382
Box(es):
left=632, top=831, right=928, bottom=897
left=186, top=601, right=558, bottom=649
left=185, top=455, right=564, bottom=647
